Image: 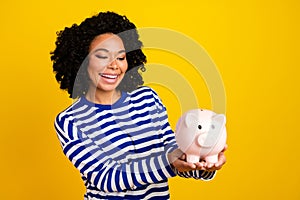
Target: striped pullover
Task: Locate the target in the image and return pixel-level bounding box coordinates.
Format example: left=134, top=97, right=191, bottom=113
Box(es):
left=54, top=86, right=216, bottom=199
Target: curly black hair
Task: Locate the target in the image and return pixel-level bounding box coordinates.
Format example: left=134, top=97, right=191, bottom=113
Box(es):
left=50, top=11, right=147, bottom=99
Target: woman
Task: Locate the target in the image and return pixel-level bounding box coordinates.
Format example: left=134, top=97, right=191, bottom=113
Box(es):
left=51, top=11, right=226, bottom=200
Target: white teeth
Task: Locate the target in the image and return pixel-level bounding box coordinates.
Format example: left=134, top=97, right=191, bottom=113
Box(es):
left=100, top=73, right=118, bottom=79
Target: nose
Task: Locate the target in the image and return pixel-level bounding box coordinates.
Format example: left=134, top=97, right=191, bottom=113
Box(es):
left=108, top=59, right=118, bottom=70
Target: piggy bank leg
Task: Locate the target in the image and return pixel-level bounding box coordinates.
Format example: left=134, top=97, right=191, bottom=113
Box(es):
left=186, top=155, right=200, bottom=163
left=205, top=154, right=218, bottom=164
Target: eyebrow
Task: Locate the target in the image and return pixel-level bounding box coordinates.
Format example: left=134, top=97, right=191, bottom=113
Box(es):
left=94, top=48, right=126, bottom=54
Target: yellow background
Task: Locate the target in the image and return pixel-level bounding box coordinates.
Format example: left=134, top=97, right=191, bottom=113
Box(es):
left=1, top=0, right=299, bottom=199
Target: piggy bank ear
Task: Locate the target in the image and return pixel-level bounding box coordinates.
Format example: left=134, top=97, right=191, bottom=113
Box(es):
left=184, top=113, right=198, bottom=128
left=212, top=114, right=226, bottom=126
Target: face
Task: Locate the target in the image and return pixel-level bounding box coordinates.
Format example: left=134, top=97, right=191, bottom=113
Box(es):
left=87, top=33, right=128, bottom=93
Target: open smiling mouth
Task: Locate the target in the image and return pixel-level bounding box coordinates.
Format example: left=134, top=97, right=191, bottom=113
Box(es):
left=99, top=73, right=118, bottom=79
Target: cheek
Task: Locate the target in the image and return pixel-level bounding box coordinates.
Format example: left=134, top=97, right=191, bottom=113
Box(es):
left=86, top=66, right=95, bottom=81
left=86, top=59, right=100, bottom=79
left=120, top=61, right=128, bottom=72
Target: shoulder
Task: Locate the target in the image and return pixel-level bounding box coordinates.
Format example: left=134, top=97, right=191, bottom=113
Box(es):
left=54, top=98, right=89, bottom=144
left=54, top=98, right=87, bottom=129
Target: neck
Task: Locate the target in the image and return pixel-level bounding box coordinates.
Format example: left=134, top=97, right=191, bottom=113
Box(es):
left=85, top=88, right=121, bottom=105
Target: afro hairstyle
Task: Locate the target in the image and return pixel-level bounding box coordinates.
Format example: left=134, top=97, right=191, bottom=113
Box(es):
left=50, top=11, right=147, bottom=99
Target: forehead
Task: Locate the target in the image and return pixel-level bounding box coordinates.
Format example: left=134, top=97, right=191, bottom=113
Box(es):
left=89, top=33, right=125, bottom=53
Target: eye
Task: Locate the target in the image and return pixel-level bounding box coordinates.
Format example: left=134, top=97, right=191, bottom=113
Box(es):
left=95, top=55, right=108, bottom=59
left=117, top=56, right=126, bottom=61
left=211, top=124, right=215, bottom=129
left=198, top=125, right=202, bottom=129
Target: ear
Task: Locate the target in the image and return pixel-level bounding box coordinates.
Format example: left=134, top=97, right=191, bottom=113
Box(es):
left=212, top=114, right=226, bottom=126
left=184, top=112, right=198, bottom=128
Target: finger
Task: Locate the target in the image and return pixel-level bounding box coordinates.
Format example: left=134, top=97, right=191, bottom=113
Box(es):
left=174, top=159, right=196, bottom=172
left=173, top=149, right=184, bottom=159
left=179, top=153, right=186, bottom=160
left=194, top=162, right=206, bottom=170
left=168, top=149, right=184, bottom=163
left=206, top=162, right=214, bottom=169
left=195, top=162, right=204, bottom=167
left=200, top=166, right=215, bottom=172
left=182, top=160, right=196, bottom=169
left=222, top=144, right=228, bottom=152
left=215, top=154, right=226, bottom=168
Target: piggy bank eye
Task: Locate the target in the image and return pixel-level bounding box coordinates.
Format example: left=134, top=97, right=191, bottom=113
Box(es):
left=211, top=124, right=215, bottom=129
left=198, top=125, right=202, bottom=129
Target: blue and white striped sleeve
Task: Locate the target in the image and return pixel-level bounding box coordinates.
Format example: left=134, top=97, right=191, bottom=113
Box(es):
left=54, top=115, right=177, bottom=193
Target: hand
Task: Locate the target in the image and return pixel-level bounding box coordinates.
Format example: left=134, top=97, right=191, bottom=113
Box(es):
left=168, top=149, right=207, bottom=172
left=168, top=149, right=195, bottom=172
left=201, top=144, right=228, bottom=171
left=168, top=145, right=228, bottom=172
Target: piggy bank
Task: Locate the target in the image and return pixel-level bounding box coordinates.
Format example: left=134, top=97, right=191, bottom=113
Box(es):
left=175, top=109, right=227, bottom=164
